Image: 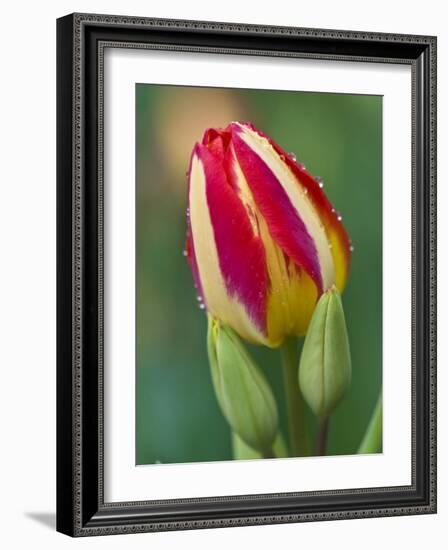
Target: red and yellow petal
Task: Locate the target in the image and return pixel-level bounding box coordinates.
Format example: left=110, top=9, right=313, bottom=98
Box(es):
left=223, top=136, right=320, bottom=345
left=187, top=143, right=270, bottom=345
left=241, top=122, right=352, bottom=292
left=230, top=122, right=335, bottom=293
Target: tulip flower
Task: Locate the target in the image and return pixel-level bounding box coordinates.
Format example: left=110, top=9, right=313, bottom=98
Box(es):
left=185, top=121, right=351, bottom=348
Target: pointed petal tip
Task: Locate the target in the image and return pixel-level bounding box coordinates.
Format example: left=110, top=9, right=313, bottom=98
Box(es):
left=191, top=141, right=203, bottom=158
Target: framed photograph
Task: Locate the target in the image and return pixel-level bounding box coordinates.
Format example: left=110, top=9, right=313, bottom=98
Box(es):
left=56, top=13, right=437, bottom=536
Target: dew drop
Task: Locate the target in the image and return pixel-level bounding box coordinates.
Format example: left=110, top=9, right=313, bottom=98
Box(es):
left=196, top=295, right=203, bottom=302
left=199, top=303, right=205, bottom=310
left=331, top=207, right=336, bottom=213
left=349, top=244, right=355, bottom=252
left=337, top=213, right=343, bottom=222
left=182, top=250, right=188, bottom=257
left=318, top=182, right=324, bottom=189
left=289, top=152, right=297, bottom=161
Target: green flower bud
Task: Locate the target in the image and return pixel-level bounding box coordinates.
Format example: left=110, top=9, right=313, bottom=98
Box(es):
left=207, top=316, right=278, bottom=455
left=298, top=287, right=351, bottom=418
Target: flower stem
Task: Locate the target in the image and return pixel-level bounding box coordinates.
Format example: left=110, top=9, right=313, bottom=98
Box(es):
left=262, top=448, right=276, bottom=459
left=281, top=337, right=310, bottom=456
left=316, top=416, right=329, bottom=456
left=358, top=392, right=383, bottom=454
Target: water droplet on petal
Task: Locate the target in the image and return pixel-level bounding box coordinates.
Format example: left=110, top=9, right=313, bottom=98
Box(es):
left=289, top=152, right=297, bottom=161
left=331, top=207, right=336, bottom=213
left=182, top=250, right=187, bottom=257
left=337, top=213, right=343, bottom=221
left=199, top=303, right=205, bottom=310
left=318, top=182, right=324, bottom=189
left=349, top=244, right=354, bottom=252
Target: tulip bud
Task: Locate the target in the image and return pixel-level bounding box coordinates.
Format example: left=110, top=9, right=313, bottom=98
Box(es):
left=298, top=287, right=351, bottom=418
left=232, top=432, right=288, bottom=460
left=207, top=316, right=278, bottom=455
left=185, top=122, right=352, bottom=348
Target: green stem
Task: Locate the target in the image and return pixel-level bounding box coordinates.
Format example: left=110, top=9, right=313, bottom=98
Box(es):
left=358, top=392, right=383, bottom=454
left=316, top=416, right=329, bottom=456
left=281, top=337, right=310, bottom=456
left=262, top=448, right=276, bottom=459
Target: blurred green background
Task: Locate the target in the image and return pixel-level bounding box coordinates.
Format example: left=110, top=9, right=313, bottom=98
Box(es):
left=136, top=84, right=382, bottom=465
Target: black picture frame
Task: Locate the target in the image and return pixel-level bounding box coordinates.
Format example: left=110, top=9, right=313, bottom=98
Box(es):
left=56, top=13, right=437, bottom=537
